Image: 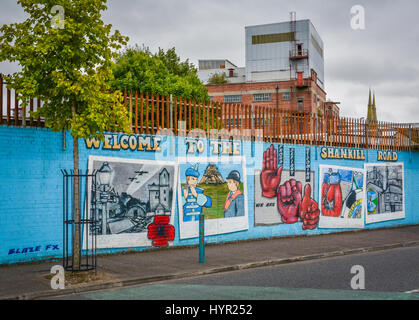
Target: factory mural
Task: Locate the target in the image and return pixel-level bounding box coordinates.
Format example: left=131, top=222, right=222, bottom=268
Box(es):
left=318, top=165, right=365, bottom=229
left=86, top=156, right=177, bottom=249
left=178, top=156, right=248, bottom=239
left=364, top=163, right=405, bottom=224
left=255, top=145, right=320, bottom=230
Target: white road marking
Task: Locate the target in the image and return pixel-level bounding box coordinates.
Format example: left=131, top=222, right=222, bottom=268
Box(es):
left=405, top=289, right=419, bottom=293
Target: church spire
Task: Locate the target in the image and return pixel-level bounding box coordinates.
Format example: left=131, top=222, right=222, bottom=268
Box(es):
left=367, top=89, right=374, bottom=121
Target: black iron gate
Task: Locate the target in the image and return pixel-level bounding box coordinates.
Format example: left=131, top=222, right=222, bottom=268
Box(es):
left=62, top=169, right=97, bottom=272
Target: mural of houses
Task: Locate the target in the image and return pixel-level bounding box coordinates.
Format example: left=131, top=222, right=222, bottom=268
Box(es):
left=366, top=165, right=403, bottom=214
left=148, top=168, right=172, bottom=215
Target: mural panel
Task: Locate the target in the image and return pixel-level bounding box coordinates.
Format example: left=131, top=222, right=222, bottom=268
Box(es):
left=318, top=165, right=364, bottom=229
left=86, top=156, right=178, bottom=249
left=178, top=156, right=248, bottom=239
left=364, top=163, right=405, bottom=224
left=255, top=145, right=320, bottom=230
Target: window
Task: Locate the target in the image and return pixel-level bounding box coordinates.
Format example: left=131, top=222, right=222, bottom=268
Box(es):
left=298, top=98, right=303, bottom=106
left=298, top=98, right=303, bottom=111
left=228, top=119, right=242, bottom=127
left=252, top=32, right=295, bottom=45
left=253, top=118, right=264, bottom=126
left=297, top=43, right=303, bottom=55
left=253, top=93, right=271, bottom=102
left=224, top=95, right=242, bottom=103
left=282, top=92, right=291, bottom=100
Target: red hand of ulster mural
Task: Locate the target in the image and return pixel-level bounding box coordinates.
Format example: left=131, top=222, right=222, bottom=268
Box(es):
left=277, top=179, right=302, bottom=224
left=300, top=184, right=320, bottom=230
left=261, top=144, right=283, bottom=198
left=261, top=144, right=320, bottom=229
left=321, top=172, right=343, bottom=217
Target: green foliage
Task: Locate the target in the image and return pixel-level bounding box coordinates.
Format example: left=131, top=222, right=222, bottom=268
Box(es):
left=0, top=0, right=131, bottom=140
left=110, top=45, right=209, bottom=102
left=207, top=72, right=228, bottom=85
left=155, top=47, right=197, bottom=78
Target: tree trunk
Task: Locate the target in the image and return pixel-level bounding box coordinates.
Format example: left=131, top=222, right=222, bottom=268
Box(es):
left=73, top=135, right=80, bottom=270
left=72, top=105, right=81, bottom=271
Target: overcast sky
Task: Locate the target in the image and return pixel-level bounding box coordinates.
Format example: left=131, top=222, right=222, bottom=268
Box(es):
left=1, top=0, right=418, bottom=123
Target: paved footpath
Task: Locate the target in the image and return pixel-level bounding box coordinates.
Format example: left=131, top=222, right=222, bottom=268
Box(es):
left=1, top=225, right=419, bottom=300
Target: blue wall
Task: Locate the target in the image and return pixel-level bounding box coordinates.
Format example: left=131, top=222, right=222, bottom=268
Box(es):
left=0, top=126, right=418, bottom=265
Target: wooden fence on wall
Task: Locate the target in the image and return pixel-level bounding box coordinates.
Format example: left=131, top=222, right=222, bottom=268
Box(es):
left=1, top=74, right=418, bottom=151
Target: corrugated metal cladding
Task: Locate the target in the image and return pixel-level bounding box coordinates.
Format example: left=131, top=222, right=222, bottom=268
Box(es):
left=245, top=19, right=324, bottom=87
left=199, top=60, right=226, bottom=70
left=199, top=59, right=237, bottom=70
left=252, top=32, right=295, bottom=45
left=308, top=21, right=324, bottom=89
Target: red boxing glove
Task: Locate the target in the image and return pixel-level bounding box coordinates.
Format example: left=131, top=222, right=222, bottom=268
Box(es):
left=301, top=184, right=320, bottom=230
left=261, top=144, right=282, bottom=198
left=321, top=173, right=343, bottom=217
left=277, top=179, right=302, bottom=224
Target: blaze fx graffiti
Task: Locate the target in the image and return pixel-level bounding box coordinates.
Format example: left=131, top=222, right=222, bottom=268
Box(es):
left=318, top=165, right=364, bottom=229
left=256, top=144, right=319, bottom=230
left=87, top=156, right=177, bottom=249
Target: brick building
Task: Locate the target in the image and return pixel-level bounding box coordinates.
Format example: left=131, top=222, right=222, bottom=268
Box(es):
left=198, top=16, right=339, bottom=116
left=323, top=100, right=340, bottom=118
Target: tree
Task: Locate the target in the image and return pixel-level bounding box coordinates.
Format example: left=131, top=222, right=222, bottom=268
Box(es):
left=155, top=47, right=197, bottom=78
left=0, top=0, right=131, bottom=270
left=207, top=72, right=228, bottom=85
left=110, top=45, right=209, bottom=102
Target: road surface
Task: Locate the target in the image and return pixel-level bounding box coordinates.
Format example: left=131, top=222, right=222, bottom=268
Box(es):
left=54, top=245, right=419, bottom=300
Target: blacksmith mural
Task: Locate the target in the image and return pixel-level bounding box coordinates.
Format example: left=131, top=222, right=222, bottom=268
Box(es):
left=85, top=156, right=178, bottom=249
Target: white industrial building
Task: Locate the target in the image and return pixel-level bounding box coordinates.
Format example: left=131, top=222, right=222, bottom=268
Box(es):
left=198, top=17, right=325, bottom=90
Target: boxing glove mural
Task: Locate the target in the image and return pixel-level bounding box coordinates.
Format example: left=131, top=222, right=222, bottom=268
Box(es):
left=318, top=166, right=365, bottom=229
left=260, top=145, right=319, bottom=230
left=320, top=171, right=343, bottom=217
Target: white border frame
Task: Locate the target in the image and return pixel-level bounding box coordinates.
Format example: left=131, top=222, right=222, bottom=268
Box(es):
left=84, top=155, right=178, bottom=249
left=318, top=164, right=365, bottom=229
left=177, top=156, right=249, bottom=239
left=363, top=162, right=405, bottom=224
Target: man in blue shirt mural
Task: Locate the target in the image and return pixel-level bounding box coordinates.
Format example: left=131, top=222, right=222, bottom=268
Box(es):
left=181, top=164, right=212, bottom=222
left=224, top=170, right=245, bottom=218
